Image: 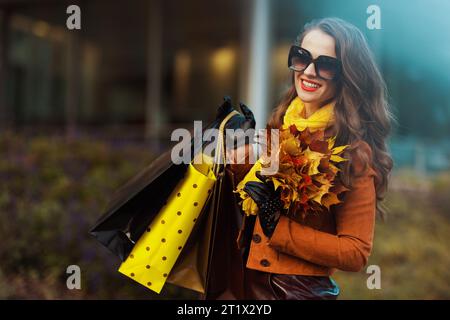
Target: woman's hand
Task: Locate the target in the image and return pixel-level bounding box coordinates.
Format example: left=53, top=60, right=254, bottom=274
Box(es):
left=243, top=172, right=283, bottom=237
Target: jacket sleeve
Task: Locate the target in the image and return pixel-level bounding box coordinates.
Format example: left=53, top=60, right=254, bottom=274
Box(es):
left=267, top=141, right=377, bottom=272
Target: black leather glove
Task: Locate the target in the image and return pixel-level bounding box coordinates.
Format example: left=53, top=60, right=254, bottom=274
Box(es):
left=216, top=96, right=256, bottom=149
left=243, top=171, right=283, bottom=237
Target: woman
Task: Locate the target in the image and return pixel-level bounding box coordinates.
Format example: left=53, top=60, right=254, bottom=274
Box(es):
left=229, top=17, right=394, bottom=300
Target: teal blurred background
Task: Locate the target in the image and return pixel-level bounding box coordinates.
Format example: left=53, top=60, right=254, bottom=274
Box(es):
left=0, top=0, right=449, bottom=299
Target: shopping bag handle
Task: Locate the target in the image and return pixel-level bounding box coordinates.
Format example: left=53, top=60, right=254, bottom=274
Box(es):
left=213, top=110, right=239, bottom=175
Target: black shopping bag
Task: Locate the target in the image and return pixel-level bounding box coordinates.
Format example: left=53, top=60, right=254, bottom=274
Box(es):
left=90, top=97, right=255, bottom=262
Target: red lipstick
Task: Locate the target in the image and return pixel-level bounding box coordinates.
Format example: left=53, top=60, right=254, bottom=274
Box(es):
left=300, top=78, right=321, bottom=92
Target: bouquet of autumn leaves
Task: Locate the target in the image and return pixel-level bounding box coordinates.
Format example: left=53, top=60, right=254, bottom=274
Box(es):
left=236, top=125, right=350, bottom=219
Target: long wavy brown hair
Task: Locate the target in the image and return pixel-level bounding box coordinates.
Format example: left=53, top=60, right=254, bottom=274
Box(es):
left=268, top=17, right=394, bottom=217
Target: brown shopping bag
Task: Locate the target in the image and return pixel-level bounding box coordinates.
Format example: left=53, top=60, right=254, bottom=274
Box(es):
left=118, top=111, right=238, bottom=294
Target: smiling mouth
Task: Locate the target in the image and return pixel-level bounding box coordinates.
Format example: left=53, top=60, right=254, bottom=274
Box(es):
left=300, top=78, right=322, bottom=91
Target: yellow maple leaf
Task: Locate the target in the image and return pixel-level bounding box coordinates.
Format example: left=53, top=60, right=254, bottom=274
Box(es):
left=272, top=177, right=285, bottom=191
left=327, top=136, right=336, bottom=149
left=282, top=136, right=301, bottom=156
left=330, top=154, right=348, bottom=163
left=328, top=162, right=341, bottom=174
left=332, top=145, right=348, bottom=155
left=322, top=193, right=341, bottom=210
left=311, top=181, right=332, bottom=204
left=303, top=147, right=323, bottom=175
left=241, top=196, right=259, bottom=216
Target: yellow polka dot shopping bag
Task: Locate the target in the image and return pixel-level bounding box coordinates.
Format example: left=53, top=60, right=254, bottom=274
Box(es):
left=118, top=110, right=238, bottom=294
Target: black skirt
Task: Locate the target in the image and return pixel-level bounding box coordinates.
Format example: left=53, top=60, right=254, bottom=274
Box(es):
left=243, top=268, right=340, bottom=300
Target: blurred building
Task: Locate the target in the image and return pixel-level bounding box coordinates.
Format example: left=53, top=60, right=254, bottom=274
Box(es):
left=0, top=0, right=295, bottom=143
left=0, top=0, right=449, bottom=172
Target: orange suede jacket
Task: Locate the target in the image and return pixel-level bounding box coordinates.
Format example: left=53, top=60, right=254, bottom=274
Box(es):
left=229, top=139, right=378, bottom=276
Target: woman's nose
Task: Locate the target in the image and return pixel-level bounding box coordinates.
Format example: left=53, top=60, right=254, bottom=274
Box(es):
left=303, top=63, right=317, bottom=77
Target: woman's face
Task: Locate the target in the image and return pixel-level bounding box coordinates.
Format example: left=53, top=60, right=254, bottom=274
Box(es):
left=294, top=29, right=338, bottom=107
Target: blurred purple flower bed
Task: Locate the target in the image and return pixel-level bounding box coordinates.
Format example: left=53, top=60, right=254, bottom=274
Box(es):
left=0, top=132, right=197, bottom=299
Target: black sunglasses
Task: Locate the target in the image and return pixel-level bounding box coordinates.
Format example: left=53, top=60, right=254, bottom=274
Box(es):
left=288, top=45, right=341, bottom=80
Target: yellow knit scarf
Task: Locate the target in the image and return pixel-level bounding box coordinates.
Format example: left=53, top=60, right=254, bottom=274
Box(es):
left=282, top=96, right=335, bottom=132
